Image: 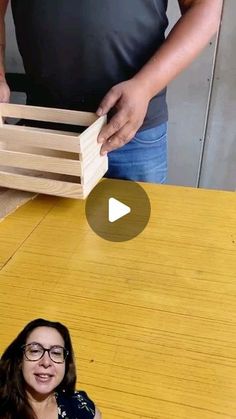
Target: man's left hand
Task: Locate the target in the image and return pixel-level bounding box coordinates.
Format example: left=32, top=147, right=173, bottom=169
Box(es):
left=96, top=79, right=151, bottom=155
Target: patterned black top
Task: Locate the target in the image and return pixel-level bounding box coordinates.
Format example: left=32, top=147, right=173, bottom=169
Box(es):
left=55, top=390, right=95, bottom=419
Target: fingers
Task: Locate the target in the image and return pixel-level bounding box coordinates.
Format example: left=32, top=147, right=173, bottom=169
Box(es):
left=96, top=80, right=147, bottom=154
left=96, top=86, right=121, bottom=117
left=97, top=109, right=129, bottom=145
left=0, top=81, right=10, bottom=103
left=100, top=122, right=136, bottom=155
left=0, top=92, right=10, bottom=103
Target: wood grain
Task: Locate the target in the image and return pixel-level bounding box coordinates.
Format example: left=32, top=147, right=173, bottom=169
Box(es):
left=0, top=103, right=97, bottom=126
left=0, top=124, right=81, bottom=153
left=0, top=149, right=82, bottom=176
left=0, top=171, right=83, bottom=198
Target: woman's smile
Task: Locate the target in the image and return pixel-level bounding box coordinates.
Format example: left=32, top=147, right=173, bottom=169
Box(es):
left=34, top=373, right=54, bottom=384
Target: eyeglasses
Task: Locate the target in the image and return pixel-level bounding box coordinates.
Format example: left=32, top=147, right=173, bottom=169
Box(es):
left=22, top=342, right=69, bottom=364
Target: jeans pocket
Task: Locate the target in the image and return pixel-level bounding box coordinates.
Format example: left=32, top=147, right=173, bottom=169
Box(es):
left=132, top=122, right=167, bottom=145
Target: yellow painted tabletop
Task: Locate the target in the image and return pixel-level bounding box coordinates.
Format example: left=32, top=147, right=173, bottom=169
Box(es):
left=0, top=183, right=236, bottom=419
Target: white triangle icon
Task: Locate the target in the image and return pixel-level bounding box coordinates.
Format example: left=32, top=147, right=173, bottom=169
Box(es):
left=108, top=197, right=131, bottom=223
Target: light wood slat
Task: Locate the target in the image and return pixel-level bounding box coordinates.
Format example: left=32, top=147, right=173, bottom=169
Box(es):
left=82, top=160, right=108, bottom=197
left=0, top=103, right=97, bottom=126
left=82, top=156, right=108, bottom=188
left=0, top=150, right=81, bottom=176
left=79, top=115, right=107, bottom=153
left=19, top=125, right=79, bottom=137
left=83, top=152, right=105, bottom=175
left=79, top=141, right=102, bottom=165
left=0, top=171, right=83, bottom=198
left=0, top=124, right=81, bottom=153
left=80, top=140, right=107, bottom=173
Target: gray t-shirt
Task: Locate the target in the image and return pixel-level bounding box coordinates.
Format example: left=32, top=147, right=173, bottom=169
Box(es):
left=11, top=0, right=169, bottom=129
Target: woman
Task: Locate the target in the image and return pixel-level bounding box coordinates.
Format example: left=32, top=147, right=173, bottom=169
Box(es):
left=0, top=318, right=101, bottom=419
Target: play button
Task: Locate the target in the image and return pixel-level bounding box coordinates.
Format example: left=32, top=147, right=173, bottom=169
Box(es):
left=85, top=179, right=151, bottom=242
left=108, top=198, right=131, bottom=223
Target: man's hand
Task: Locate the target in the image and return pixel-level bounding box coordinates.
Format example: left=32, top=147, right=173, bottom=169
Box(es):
left=0, top=79, right=10, bottom=103
left=96, top=79, right=151, bottom=155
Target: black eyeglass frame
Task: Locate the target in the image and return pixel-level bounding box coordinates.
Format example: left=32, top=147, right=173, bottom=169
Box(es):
left=22, top=342, right=69, bottom=364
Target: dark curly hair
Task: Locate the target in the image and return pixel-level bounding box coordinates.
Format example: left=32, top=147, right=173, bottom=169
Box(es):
left=0, top=318, right=77, bottom=419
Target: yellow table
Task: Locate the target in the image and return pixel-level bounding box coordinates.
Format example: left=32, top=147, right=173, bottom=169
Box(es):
left=0, top=183, right=236, bottom=419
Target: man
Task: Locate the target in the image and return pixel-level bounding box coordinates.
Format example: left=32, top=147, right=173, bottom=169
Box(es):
left=0, top=0, right=222, bottom=183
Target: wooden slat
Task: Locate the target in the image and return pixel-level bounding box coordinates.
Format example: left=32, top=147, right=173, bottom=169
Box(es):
left=0, top=103, right=97, bottom=126
left=20, top=125, right=79, bottom=137
left=0, top=150, right=81, bottom=176
left=82, top=153, right=108, bottom=183
left=79, top=128, right=107, bottom=171
left=79, top=115, right=107, bottom=153
left=81, top=143, right=108, bottom=171
left=0, top=124, right=81, bottom=153
left=79, top=140, right=102, bottom=165
left=0, top=171, right=83, bottom=198
left=82, top=159, right=108, bottom=197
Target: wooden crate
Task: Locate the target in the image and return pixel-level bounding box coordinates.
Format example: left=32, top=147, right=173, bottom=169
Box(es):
left=0, top=103, right=108, bottom=199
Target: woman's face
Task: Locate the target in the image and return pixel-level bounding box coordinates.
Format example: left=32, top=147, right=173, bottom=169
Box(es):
left=22, top=326, right=66, bottom=397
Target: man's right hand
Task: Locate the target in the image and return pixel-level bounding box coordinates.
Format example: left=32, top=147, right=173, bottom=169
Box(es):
left=0, top=79, right=10, bottom=103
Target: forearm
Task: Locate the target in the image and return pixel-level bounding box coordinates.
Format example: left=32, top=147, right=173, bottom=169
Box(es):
left=0, top=19, right=6, bottom=81
left=133, top=0, right=223, bottom=99
left=0, top=0, right=9, bottom=81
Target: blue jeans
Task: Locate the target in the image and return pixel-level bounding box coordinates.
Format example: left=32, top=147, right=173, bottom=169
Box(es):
left=105, top=122, right=168, bottom=183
